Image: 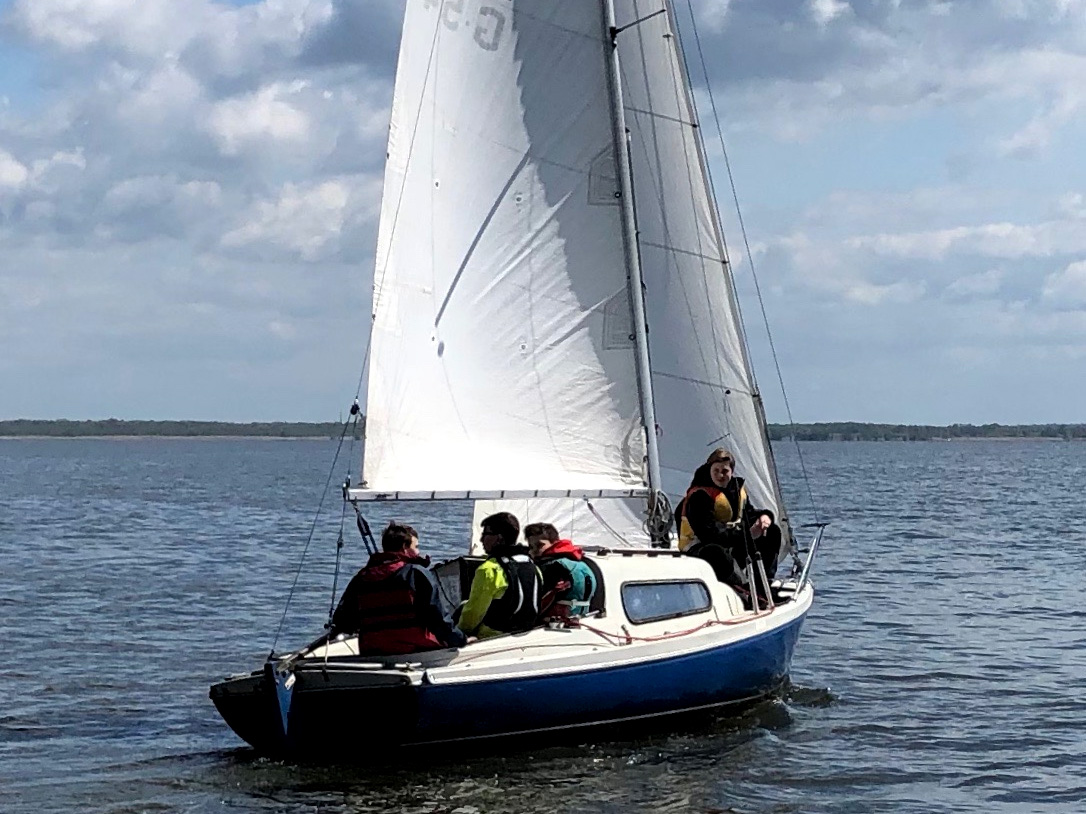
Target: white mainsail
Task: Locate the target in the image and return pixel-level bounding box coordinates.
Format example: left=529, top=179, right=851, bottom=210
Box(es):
left=358, top=0, right=788, bottom=548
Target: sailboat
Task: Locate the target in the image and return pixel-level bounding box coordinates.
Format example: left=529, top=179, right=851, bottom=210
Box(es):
left=211, top=0, right=822, bottom=757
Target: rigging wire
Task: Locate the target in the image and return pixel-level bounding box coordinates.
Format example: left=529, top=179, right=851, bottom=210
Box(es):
left=268, top=405, right=362, bottom=657
left=583, top=498, right=634, bottom=546
left=679, top=0, right=822, bottom=525
left=325, top=412, right=361, bottom=630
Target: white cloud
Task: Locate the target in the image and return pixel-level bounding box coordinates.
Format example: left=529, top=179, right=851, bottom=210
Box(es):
left=809, top=0, right=852, bottom=27
left=11, top=0, right=204, bottom=55
left=1042, top=259, right=1086, bottom=306
left=1055, top=192, right=1086, bottom=219
left=945, top=268, right=1004, bottom=299
left=697, top=0, right=732, bottom=31
left=846, top=220, right=1086, bottom=261
left=112, top=60, right=206, bottom=131
left=844, top=279, right=925, bottom=305
left=702, top=4, right=1086, bottom=153
left=0, top=148, right=29, bottom=189
left=10, top=0, right=336, bottom=71
left=29, top=149, right=87, bottom=189
left=95, top=174, right=224, bottom=243
left=220, top=179, right=352, bottom=261
left=207, top=82, right=311, bottom=156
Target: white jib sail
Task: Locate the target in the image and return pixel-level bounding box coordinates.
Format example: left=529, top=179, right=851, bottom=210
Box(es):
left=364, top=2, right=648, bottom=508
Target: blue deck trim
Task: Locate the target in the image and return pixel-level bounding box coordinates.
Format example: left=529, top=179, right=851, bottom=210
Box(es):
left=413, top=612, right=806, bottom=742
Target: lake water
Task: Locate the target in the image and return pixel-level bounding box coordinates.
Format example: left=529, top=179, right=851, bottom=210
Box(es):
left=1, top=438, right=1083, bottom=813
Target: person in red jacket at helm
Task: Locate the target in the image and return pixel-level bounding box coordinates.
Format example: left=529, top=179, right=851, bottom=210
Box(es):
left=330, top=522, right=466, bottom=654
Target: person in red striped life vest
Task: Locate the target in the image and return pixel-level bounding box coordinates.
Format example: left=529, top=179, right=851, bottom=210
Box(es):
left=330, top=522, right=466, bottom=655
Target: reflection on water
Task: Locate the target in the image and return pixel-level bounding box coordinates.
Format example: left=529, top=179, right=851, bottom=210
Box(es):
left=2, top=439, right=1085, bottom=814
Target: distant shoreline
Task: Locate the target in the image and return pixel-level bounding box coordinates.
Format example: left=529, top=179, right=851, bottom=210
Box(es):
left=0, top=434, right=335, bottom=441
left=1, top=419, right=1084, bottom=442
left=0, top=420, right=360, bottom=440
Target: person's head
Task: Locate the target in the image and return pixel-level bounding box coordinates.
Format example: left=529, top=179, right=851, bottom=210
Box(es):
left=479, top=512, right=520, bottom=554
left=523, top=522, right=560, bottom=558
left=705, top=448, right=735, bottom=488
left=382, top=521, right=419, bottom=555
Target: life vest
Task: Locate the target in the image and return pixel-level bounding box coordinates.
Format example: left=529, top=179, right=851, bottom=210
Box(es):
left=538, top=540, right=596, bottom=617
left=345, top=557, right=444, bottom=655
left=482, top=554, right=541, bottom=633
left=677, top=481, right=747, bottom=551
left=545, top=558, right=596, bottom=617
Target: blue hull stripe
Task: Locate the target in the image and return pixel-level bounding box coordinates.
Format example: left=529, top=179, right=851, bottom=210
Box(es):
left=414, top=612, right=806, bottom=742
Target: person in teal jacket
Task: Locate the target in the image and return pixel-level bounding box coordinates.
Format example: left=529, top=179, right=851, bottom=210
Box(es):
left=459, top=512, right=542, bottom=639
left=525, top=522, right=596, bottom=619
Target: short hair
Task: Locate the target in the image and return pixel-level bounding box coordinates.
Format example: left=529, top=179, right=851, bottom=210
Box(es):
left=481, top=512, right=520, bottom=546
left=382, top=521, right=418, bottom=552
left=705, top=448, right=735, bottom=468
left=523, top=522, right=559, bottom=542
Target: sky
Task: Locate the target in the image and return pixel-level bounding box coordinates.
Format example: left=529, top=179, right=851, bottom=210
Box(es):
left=1, top=0, right=1084, bottom=424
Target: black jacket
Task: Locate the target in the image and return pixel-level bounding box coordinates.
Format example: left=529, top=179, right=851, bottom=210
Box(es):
left=677, top=464, right=774, bottom=550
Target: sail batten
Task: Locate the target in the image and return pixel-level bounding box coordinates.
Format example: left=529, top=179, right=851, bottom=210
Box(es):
left=638, top=240, right=724, bottom=262
left=625, top=106, right=696, bottom=126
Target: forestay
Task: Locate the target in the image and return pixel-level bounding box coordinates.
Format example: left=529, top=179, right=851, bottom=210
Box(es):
left=355, top=0, right=788, bottom=550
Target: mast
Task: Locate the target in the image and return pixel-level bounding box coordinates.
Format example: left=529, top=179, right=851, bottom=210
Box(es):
left=600, top=0, right=664, bottom=515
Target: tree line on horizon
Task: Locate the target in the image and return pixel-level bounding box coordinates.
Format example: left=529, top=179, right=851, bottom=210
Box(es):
left=0, top=419, right=362, bottom=439
left=766, top=422, right=1086, bottom=441
left=1, top=418, right=1083, bottom=441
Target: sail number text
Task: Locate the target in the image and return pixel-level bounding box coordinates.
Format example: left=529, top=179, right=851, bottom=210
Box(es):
left=423, top=0, right=506, bottom=52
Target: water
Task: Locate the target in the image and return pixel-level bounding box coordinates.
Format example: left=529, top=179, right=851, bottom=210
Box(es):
left=1, top=438, right=1083, bottom=813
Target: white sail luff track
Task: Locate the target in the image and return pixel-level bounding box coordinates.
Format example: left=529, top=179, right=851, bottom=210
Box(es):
left=613, top=0, right=786, bottom=528
left=364, top=2, right=648, bottom=496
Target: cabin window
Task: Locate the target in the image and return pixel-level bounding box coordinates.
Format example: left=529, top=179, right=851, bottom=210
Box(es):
left=621, top=580, right=711, bottom=625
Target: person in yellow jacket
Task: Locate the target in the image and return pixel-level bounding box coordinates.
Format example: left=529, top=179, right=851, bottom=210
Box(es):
left=458, top=512, right=543, bottom=639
